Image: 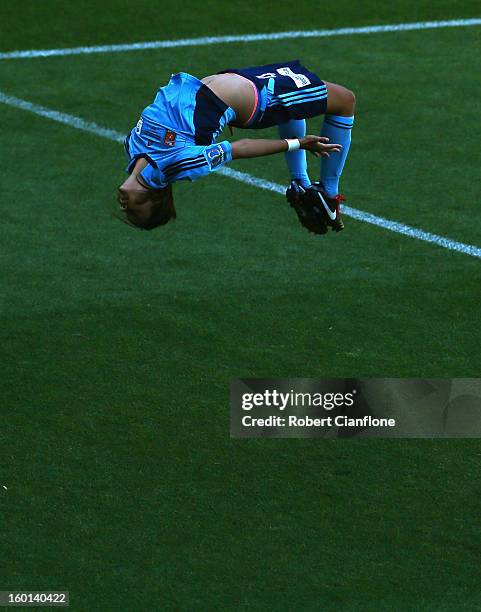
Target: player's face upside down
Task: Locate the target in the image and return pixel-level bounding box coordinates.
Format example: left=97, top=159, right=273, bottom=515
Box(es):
left=118, top=157, right=176, bottom=230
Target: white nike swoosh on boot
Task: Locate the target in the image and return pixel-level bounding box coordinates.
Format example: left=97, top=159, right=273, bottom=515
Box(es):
left=317, top=192, right=337, bottom=220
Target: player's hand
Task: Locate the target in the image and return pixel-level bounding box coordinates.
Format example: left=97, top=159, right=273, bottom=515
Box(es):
left=299, top=135, right=342, bottom=158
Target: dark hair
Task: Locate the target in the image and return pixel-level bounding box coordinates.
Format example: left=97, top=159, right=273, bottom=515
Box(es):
left=122, top=184, right=176, bottom=231
left=139, top=184, right=176, bottom=230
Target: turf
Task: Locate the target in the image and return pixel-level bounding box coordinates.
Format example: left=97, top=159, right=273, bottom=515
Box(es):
left=1, top=2, right=481, bottom=610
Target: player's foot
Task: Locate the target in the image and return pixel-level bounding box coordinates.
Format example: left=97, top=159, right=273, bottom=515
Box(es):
left=304, top=182, right=346, bottom=232
left=286, top=179, right=328, bottom=235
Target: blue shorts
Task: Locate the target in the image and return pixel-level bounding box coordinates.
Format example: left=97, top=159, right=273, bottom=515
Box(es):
left=218, top=60, right=328, bottom=129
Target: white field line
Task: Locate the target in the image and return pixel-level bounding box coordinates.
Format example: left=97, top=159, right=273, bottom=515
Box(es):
left=0, top=18, right=481, bottom=60
left=1, top=90, right=480, bottom=259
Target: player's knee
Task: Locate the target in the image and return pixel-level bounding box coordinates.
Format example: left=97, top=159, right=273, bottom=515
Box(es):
left=326, top=82, right=356, bottom=116
left=343, top=88, right=356, bottom=115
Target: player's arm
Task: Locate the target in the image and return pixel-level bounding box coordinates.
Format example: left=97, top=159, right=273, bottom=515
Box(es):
left=231, top=135, right=342, bottom=159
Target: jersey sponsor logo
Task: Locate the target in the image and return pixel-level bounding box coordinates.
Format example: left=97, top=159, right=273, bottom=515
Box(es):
left=276, top=67, right=311, bottom=88
left=135, top=118, right=143, bottom=134
left=207, top=144, right=226, bottom=168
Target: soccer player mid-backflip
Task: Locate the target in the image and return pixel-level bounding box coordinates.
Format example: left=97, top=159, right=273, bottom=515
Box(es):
left=118, top=60, right=355, bottom=234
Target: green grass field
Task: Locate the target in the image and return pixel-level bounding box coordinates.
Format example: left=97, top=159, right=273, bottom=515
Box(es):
left=1, top=2, right=481, bottom=610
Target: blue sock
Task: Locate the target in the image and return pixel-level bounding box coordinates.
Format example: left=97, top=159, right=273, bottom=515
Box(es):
left=278, top=119, right=310, bottom=187
left=320, top=115, right=354, bottom=196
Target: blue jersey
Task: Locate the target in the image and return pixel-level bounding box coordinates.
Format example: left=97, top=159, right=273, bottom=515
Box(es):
left=124, top=72, right=236, bottom=188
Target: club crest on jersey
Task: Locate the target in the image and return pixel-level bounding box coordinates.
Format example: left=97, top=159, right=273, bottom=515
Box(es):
left=163, top=130, right=177, bottom=146
left=135, top=118, right=143, bottom=134
left=207, top=144, right=225, bottom=168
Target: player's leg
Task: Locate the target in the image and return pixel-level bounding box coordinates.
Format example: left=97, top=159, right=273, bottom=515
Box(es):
left=278, top=119, right=310, bottom=188
left=319, top=81, right=356, bottom=197
left=281, top=118, right=321, bottom=230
